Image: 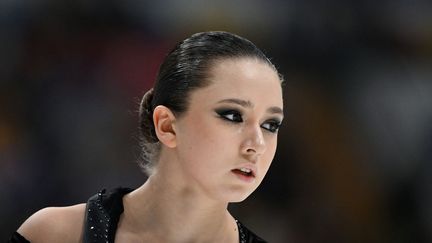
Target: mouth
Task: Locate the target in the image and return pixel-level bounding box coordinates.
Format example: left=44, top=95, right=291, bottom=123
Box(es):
left=232, top=167, right=254, bottom=177
left=231, top=167, right=256, bottom=182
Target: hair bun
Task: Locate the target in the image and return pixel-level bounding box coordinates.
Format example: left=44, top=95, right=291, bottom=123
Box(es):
left=139, top=88, right=158, bottom=143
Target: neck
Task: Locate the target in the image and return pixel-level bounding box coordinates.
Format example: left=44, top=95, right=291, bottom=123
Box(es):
left=119, top=160, right=238, bottom=242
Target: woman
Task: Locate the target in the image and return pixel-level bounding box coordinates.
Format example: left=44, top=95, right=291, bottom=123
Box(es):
left=10, top=31, right=284, bottom=243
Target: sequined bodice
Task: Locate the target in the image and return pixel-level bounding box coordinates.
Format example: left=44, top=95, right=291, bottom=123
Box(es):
left=83, top=188, right=267, bottom=243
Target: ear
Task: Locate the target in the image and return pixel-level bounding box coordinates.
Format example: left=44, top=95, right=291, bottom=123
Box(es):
left=153, top=105, right=177, bottom=148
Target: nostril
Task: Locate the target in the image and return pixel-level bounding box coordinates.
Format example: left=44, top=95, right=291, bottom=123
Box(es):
left=246, top=148, right=256, bottom=153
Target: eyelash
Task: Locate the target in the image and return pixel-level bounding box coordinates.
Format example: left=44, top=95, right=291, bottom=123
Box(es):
left=215, top=109, right=282, bottom=133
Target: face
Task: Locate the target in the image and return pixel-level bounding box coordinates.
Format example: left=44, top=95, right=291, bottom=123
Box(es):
left=173, top=57, right=283, bottom=202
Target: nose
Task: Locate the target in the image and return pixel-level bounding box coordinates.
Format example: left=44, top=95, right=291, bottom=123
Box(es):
left=241, top=124, right=266, bottom=158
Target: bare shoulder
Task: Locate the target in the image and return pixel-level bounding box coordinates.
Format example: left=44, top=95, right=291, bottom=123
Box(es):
left=17, top=203, right=86, bottom=243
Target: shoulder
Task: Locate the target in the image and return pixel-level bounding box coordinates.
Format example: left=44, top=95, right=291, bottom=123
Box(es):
left=17, top=203, right=86, bottom=243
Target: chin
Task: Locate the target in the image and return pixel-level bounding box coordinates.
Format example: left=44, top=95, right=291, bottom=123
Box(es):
left=224, top=188, right=255, bottom=203
left=229, top=196, right=250, bottom=203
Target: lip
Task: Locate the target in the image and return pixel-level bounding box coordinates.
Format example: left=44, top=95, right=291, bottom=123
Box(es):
left=231, top=163, right=257, bottom=183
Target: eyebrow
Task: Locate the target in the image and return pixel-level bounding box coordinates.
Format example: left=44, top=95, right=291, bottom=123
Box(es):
left=217, top=98, right=284, bottom=115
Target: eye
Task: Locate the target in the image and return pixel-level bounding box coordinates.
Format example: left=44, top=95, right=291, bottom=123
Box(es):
left=215, top=109, right=243, bottom=123
left=261, top=120, right=282, bottom=133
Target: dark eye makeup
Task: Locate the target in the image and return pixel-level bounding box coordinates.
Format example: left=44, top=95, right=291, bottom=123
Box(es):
left=261, top=120, right=282, bottom=133
left=215, top=108, right=243, bottom=123
left=214, top=108, right=282, bottom=133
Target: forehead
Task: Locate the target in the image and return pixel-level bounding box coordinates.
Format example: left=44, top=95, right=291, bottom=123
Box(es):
left=192, top=57, right=283, bottom=108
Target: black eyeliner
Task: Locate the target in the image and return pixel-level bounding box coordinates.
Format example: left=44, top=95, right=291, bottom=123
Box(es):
left=214, top=108, right=243, bottom=123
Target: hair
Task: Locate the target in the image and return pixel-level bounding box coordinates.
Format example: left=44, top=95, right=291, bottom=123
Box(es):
left=138, top=31, right=283, bottom=175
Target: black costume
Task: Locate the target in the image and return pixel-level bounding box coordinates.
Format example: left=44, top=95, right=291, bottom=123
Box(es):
left=9, top=188, right=267, bottom=243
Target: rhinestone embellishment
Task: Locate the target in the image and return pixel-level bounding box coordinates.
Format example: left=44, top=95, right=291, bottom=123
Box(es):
left=236, top=220, right=246, bottom=243
left=85, top=189, right=111, bottom=243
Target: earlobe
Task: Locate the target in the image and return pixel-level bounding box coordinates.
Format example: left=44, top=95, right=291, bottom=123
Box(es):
left=153, top=105, right=177, bottom=148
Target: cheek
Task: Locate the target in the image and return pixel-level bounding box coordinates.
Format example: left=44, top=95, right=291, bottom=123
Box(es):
left=186, top=121, right=215, bottom=146
left=186, top=115, right=235, bottom=145
left=263, top=137, right=278, bottom=167
left=181, top=119, right=227, bottom=161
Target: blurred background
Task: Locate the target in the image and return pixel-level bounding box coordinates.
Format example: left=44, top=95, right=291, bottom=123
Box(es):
left=1, top=0, right=431, bottom=242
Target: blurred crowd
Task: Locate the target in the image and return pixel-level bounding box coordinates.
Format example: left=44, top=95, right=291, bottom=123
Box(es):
left=1, top=1, right=431, bottom=242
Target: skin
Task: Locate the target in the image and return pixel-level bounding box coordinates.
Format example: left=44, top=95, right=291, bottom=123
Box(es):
left=17, top=57, right=283, bottom=243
